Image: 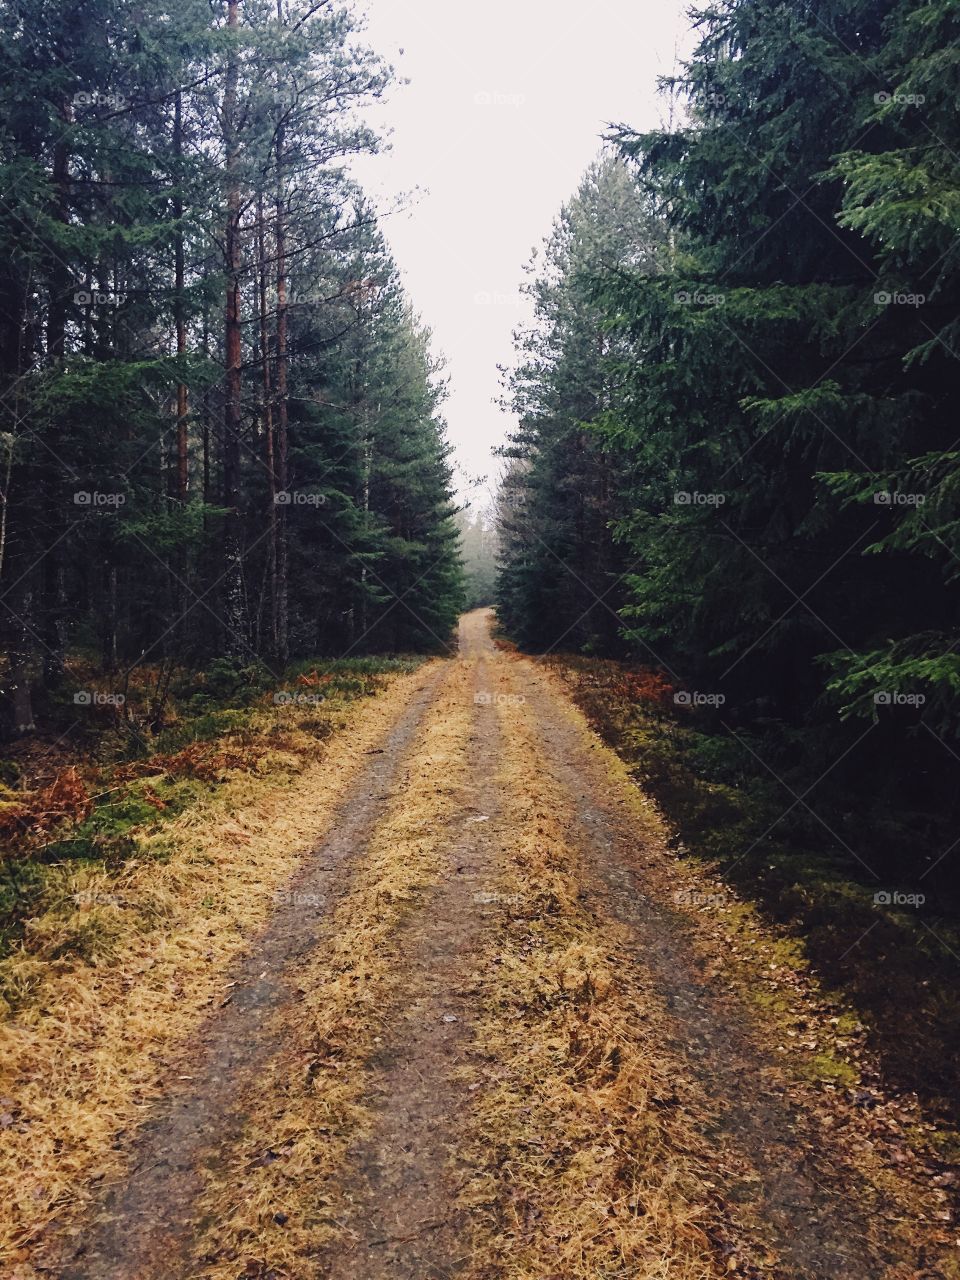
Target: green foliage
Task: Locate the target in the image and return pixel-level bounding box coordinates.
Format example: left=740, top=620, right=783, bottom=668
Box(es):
left=497, top=154, right=665, bottom=653
left=457, top=504, right=498, bottom=609
left=601, top=0, right=960, bottom=871
left=0, top=0, right=460, bottom=744
left=498, top=0, right=960, bottom=903
left=42, top=796, right=159, bottom=866
left=187, top=659, right=270, bottom=707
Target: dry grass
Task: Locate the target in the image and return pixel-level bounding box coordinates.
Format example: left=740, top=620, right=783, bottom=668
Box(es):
left=456, top=664, right=724, bottom=1280
left=7, top=615, right=946, bottom=1278
left=0, top=662, right=438, bottom=1267
left=185, top=657, right=476, bottom=1278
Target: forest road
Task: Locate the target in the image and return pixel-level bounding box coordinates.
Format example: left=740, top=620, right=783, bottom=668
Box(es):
left=45, top=609, right=928, bottom=1280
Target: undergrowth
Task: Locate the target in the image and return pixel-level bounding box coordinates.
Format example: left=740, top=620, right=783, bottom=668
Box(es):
left=0, top=655, right=425, bottom=975
left=545, top=654, right=960, bottom=1124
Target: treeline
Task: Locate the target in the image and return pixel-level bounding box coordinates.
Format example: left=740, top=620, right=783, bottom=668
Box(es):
left=457, top=503, right=497, bottom=610
left=498, top=0, right=960, bottom=889
left=0, top=0, right=462, bottom=736
left=497, top=156, right=664, bottom=654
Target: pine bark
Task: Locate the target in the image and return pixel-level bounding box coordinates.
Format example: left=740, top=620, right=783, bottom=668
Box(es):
left=221, top=0, right=246, bottom=654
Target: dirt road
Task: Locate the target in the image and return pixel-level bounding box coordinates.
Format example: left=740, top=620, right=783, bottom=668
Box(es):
left=18, top=611, right=948, bottom=1278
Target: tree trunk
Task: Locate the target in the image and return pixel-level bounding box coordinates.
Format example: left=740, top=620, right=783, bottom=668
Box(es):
left=0, top=125, right=33, bottom=730
left=274, top=112, right=289, bottom=665
left=174, top=88, right=189, bottom=504
left=257, top=192, right=279, bottom=657
left=103, top=565, right=119, bottom=673
left=40, top=94, right=73, bottom=687
left=8, top=590, right=37, bottom=734
left=221, top=0, right=246, bottom=655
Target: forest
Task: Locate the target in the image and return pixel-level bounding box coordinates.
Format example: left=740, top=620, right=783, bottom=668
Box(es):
left=497, top=1, right=960, bottom=967
left=0, top=0, right=463, bottom=741
left=2, top=1, right=960, bottom=1277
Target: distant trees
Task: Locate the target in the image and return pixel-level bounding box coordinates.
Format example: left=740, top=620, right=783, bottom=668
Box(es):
left=0, top=0, right=462, bottom=734
left=457, top=503, right=498, bottom=609
left=497, top=155, right=664, bottom=654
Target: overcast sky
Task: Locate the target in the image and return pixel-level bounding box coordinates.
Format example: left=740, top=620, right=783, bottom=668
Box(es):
left=351, top=0, right=694, bottom=506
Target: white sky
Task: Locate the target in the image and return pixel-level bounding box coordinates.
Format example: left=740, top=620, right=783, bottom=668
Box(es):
left=351, top=0, right=694, bottom=506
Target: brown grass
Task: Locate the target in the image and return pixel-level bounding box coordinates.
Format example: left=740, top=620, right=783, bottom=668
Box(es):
left=0, top=662, right=439, bottom=1267
left=455, top=662, right=723, bottom=1280
left=185, top=657, right=476, bottom=1278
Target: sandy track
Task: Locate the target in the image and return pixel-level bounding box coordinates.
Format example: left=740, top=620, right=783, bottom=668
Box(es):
left=321, top=632, right=504, bottom=1279
left=21, top=610, right=945, bottom=1280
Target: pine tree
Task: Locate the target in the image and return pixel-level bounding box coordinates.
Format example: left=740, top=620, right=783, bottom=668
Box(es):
left=497, top=153, right=664, bottom=654
left=592, top=0, right=960, bottom=877
left=0, top=0, right=461, bottom=735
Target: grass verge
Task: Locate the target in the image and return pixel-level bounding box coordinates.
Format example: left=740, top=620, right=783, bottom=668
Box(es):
left=543, top=653, right=960, bottom=1129
left=1, top=657, right=422, bottom=972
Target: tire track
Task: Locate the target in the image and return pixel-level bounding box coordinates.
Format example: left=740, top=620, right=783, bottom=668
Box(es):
left=50, top=662, right=450, bottom=1280
left=322, top=618, right=505, bottom=1279
left=498, top=639, right=921, bottom=1279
